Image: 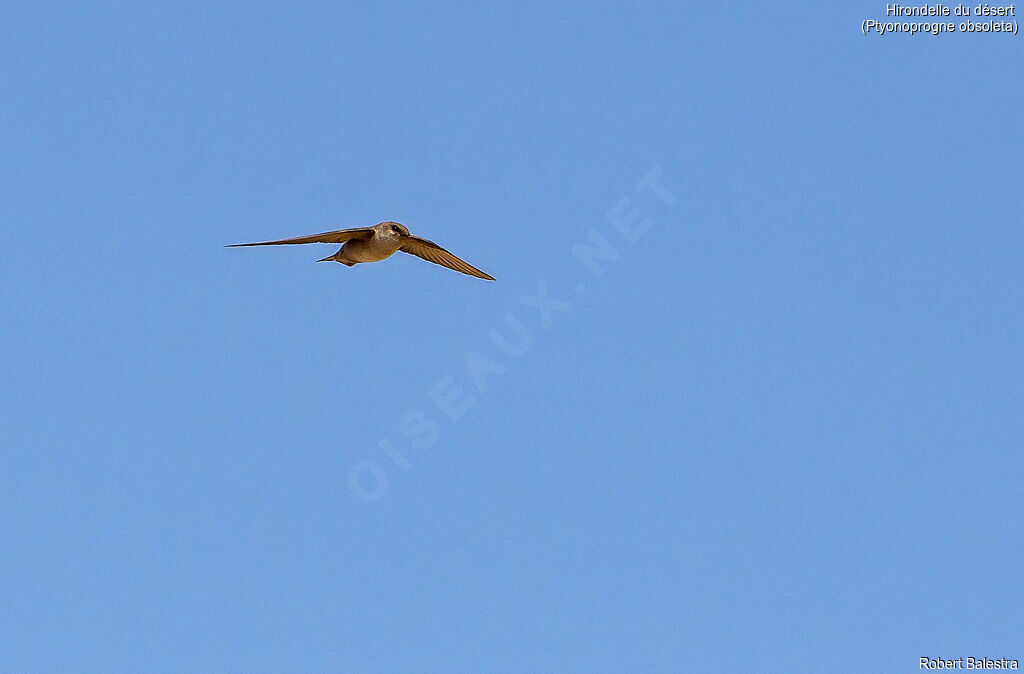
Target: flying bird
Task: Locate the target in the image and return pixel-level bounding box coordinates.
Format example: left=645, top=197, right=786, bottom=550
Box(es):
left=228, top=221, right=494, bottom=280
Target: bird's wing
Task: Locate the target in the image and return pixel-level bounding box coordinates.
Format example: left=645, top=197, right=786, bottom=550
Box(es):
left=227, top=227, right=375, bottom=247
left=399, top=236, right=495, bottom=280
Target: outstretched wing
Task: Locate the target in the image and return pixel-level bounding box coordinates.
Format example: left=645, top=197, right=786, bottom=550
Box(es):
left=227, top=227, right=375, bottom=247
left=399, top=236, right=495, bottom=281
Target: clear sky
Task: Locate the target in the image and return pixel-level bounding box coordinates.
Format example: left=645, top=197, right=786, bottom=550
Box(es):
left=2, top=2, right=1022, bottom=672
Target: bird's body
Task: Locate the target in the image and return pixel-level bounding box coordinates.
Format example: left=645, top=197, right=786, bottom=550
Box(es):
left=228, top=221, right=494, bottom=280
left=330, top=227, right=404, bottom=265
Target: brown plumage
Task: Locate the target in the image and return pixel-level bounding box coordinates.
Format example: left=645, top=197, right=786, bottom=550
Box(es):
left=228, top=221, right=495, bottom=281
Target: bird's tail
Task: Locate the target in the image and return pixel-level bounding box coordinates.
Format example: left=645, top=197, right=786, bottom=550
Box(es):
left=318, top=254, right=355, bottom=266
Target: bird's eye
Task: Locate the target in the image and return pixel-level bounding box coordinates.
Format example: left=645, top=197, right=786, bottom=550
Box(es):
left=391, top=225, right=400, bottom=232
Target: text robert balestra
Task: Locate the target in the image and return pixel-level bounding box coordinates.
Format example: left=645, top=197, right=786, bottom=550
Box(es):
left=921, top=657, right=1019, bottom=670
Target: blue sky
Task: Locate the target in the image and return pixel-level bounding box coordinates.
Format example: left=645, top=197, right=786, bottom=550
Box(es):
left=2, top=2, right=1022, bottom=672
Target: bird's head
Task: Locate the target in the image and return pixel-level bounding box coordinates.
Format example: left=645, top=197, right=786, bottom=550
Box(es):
left=378, top=221, right=410, bottom=239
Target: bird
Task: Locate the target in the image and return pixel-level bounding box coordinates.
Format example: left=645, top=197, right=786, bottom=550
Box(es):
left=227, top=221, right=494, bottom=281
